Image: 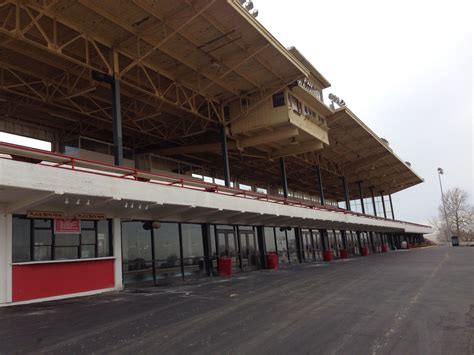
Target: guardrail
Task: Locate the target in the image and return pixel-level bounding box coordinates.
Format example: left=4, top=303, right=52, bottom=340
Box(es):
left=0, top=141, right=430, bottom=229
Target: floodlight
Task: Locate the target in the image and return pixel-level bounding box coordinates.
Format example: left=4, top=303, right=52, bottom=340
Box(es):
left=244, top=1, right=254, bottom=11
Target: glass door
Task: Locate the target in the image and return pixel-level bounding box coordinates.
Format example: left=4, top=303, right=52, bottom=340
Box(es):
left=286, top=228, right=299, bottom=264
left=238, top=226, right=259, bottom=271
left=328, top=231, right=338, bottom=258
left=122, top=221, right=153, bottom=285
left=216, top=227, right=240, bottom=273
left=312, top=230, right=323, bottom=261
left=301, top=229, right=314, bottom=262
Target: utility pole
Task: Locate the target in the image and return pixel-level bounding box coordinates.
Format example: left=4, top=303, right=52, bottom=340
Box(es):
left=437, top=168, right=451, bottom=240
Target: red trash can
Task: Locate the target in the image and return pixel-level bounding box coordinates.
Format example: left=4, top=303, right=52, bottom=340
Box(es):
left=266, top=253, right=279, bottom=270
left=218, top=256, right=232, bottom=277
left=339, top=248, right=349, bottom=259
left=381, top=244, right=388, bottom=253
left=360, top=246, right=369, bottom=256
left=323, top=250, right=333, bottom=262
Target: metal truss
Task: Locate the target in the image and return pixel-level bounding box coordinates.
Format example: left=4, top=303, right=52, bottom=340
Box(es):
left=0, top=0, right=224, bottom=129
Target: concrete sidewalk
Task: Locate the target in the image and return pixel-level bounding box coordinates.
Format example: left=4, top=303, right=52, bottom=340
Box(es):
left=0, top=247, right=473, bottom=354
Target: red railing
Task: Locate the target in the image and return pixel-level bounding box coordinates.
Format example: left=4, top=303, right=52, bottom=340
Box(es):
left=0, top=141, right=430, bottom=229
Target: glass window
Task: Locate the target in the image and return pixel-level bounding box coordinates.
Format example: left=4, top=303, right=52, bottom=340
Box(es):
left=97, top=220, right=111, bottom=257
left=181, top=224, right=204, bottom=258
left=81, top=245, right=95, bottom=259
left=81, top=220, right=95, bottom=229
left=153, top=223, right=182, bottom=282
left=34, top=229, right=52, bottom=246
left=275, top=228, right=289, bottom=264
left=81, top=230, right=96, bottom=244
left=12, top=217, right=31, bottom=262
left=286, top=228, right=299, bottom=263
left=290, top=95, right=302, bottom=114
left=34, top=219, right=51, bottom=228
left=153, top=223, right=180, bottom=261
left=272, top=92, right=285, bottom=107
left=55, top=234, right=79, bottom=246
left=55, top=247, right=79, bottom=260
left=264, top=227, right=276, bottom=252
left=34, top=246, right=51, bottom=261
left=122, top=221, right=152, bottom=264
left=210, top=225, right=216, bottom=257
left=13, top=216, right=112, bottom=262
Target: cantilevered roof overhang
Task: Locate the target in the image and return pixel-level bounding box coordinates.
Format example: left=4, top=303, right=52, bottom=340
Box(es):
left=0, top=0, right=309, bottom=147
left=323, top=107, right=424, bottom=197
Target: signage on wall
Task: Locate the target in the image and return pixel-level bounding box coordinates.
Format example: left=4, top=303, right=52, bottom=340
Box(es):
left=27, top=210, right=106, bottom=220
left=54, top=218, right=81, bottom=234
left=27, top=210, right=64, bottom=219
left=76, top=213, right=106, bottom=220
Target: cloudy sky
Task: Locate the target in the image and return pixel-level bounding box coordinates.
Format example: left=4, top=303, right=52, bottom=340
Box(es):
left=1, top=0, right=471, bottom=225
left=256, top=0, right=473, bottom=223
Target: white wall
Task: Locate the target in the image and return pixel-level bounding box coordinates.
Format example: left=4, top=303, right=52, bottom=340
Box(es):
left=112, top=218, right=123, bottom=290
left=0, top=214, right=12, bottom=303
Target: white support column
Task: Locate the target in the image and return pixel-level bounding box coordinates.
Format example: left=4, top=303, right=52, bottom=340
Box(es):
left=0, top=214, right=12, bottom=304
left=112, top=218, right=123, bottom=291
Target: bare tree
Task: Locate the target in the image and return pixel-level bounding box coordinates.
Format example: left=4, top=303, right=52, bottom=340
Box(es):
left=438, top=188, right=474, bottom=242
left=428, top=216, right=448, bottom=242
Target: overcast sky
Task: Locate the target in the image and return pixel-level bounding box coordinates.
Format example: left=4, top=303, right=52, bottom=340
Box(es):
left=256, top=0, right=473, bottom=223
left=1, top=0, right=471, bottom=225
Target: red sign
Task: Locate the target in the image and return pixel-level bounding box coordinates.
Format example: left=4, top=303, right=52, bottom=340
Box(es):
left=54, top=218, right=81, bottom=234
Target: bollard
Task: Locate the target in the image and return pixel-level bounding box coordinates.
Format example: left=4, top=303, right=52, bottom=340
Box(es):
left=339, top=248, right=349, bottom=259
left=218, top=256, right=232, bottom=277
left=266, top=253, right=279, bottom=270
left=323, top=250, right=333, bottom=262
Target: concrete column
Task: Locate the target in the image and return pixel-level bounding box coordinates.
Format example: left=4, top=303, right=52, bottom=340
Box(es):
left=220, top=123, right=231, bottom=187
left=316, top=165, right=325, bottom=205
left=358, top=181, right=365, bottom=214
left=342, top=176, right=351, bottom=211
left=370, top=187, right=377, bottom=217
left=389, top=194, right=395, bottom=220
left=319, top=229, right=328, bottom=250
left=0, top=214, right=12, bottom=303
left=341, top=230, right=347, bottom=249
left=369, top=231, right=376, bottom=253
left=112, top=218, right=123, bottom=291
left=111, top=78, right=123, bottom=166
left=380, top=192, right=387, bottom=219
left=280, top=157, right=288, bottom=199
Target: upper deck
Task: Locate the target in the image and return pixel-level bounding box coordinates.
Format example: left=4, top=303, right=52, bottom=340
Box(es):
left=0, top=142, right=431, bottom=234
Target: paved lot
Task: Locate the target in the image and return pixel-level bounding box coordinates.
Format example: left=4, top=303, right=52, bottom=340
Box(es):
left=1, top=247, right=473, bottom=355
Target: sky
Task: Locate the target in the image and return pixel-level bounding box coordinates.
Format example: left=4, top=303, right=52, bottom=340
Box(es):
left=1, top=0, right=472, bottom=225
left=255, top=0, right=473, bottom=223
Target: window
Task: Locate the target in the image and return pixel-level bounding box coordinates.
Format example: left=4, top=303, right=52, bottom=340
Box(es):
left=264, top=227, right=276, bottom=252
left=12, top=217, right=31, bottom=262
left=181, top=224, right=205, bottom=277
left=303, top=105, right=316, bottom=118
left=154, top=223, right=182, bottom=281
left=275, top=228, right=289, bottom=264
left=12, top=216, right=113, bottom=262
left=290, top=95, right=302, bottom=114
left=272, top=92, right=285, bottom=107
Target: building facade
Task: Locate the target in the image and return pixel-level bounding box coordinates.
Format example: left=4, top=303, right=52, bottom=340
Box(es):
left=0, top=0, right=431, bottom=306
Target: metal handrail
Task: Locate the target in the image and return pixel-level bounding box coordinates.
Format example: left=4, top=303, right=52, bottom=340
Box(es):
left=0, top=141, right=430, bottom=229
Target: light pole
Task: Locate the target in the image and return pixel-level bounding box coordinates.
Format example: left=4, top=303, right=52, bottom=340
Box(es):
left=437, top=168, right=451, bottom=240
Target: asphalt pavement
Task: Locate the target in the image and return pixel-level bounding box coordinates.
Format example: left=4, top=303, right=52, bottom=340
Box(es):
left=0, top=247, right=473, bottom=354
